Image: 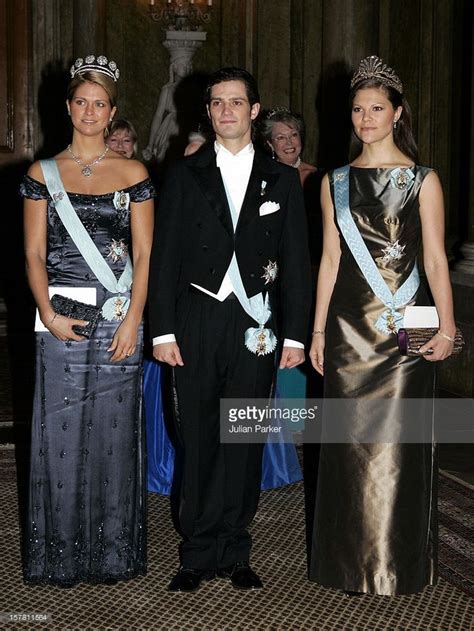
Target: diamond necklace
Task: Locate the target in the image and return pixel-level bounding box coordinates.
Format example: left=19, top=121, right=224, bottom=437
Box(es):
left=67, top=144, right=109, bottom=177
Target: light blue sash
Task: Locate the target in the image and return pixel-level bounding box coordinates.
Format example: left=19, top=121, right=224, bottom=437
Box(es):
left=222, top=180, right=277, bottom=356
left=333, top=165, right=420, bottom=334
left=40, top=159, right=132, bottom=321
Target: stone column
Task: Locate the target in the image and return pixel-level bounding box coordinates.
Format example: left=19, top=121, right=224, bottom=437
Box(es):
left=317, top=0, right=379, bottom=168
left=72, top=0, right=106, bottom=57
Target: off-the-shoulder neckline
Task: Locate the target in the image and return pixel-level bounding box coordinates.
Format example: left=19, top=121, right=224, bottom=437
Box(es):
left=24, top=174, right=152, bottom=198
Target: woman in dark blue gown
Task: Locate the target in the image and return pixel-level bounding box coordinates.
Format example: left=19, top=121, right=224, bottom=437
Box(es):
left=21, top=56, right=154, bottom=586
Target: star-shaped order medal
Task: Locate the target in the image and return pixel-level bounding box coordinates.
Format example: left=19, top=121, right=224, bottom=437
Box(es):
left=261, top=260, right=278, bottom=285
left=106, top=239, right=128, bottom=263
left=381, top=239, right=405, bottom=263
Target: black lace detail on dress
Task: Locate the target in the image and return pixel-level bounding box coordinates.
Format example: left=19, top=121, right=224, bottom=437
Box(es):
left=20, top=176, right=50, bottom=201
left=128, top=178, right=156, bottom=203
left=111, top=206, right=130, bottom=239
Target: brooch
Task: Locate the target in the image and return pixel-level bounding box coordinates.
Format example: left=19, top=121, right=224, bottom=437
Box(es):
left=113, top=191, right=130, bottom=211
left=381, top=239, right=406, bottom=263
left=261, top=260, right=278, bottom=285
left=53, top=192, right=64, bottom=203
left=106, top=239, right=128, bottom=263
left=390, top=167, right=415, bottom=191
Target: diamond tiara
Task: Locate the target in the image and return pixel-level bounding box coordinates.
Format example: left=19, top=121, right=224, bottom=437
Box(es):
left=70, top=55, right=120, bottom=82
left=350, top=55, right=403, bottom=94
left=266, top=106, right=292, bottom=120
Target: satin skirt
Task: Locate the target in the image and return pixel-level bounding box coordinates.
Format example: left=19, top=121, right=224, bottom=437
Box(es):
left=143, top=359, right=302, bottom=494
left=23, top=321, right=147, bottom=585
left=309, top=297, right=437, bottom=595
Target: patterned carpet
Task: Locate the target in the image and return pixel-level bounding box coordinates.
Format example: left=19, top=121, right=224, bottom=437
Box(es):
left=0, top=447, right=473, bottom=630
left=438, top=472, right=474, bottom=597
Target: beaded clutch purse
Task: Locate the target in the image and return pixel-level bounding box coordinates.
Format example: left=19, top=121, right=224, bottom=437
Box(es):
left=50, top=294, right=103, bottom=338
left=397, top=327, right=464, bottom=356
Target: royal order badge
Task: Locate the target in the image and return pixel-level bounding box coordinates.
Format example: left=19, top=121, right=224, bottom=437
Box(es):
left=106, top=239, right=128, bottom=263
left=261, top=260, right=278, bottom=285
left=381, top=239, right=405, bottom=263
left=390, top=167, right=415, bottom=191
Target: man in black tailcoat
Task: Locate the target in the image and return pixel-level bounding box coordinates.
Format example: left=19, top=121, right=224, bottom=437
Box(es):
left=148, top=67, right=311, bottom=592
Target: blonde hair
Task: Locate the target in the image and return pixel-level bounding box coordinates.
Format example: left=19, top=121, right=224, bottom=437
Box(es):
left=67, top=70, right=118, bottom=107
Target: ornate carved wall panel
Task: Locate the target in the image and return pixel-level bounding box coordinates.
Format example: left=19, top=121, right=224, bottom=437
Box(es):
left=0, top=0, right=13, bottom=153
left=23, top=0, right=464, bottom=237
left=0, top=0, right=30, bottom=161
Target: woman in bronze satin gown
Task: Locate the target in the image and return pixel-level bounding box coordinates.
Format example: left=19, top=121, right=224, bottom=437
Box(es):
left=308, top=56, right=457, bottom=596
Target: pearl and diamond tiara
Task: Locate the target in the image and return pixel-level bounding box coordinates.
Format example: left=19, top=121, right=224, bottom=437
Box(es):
left=70, top=55, right=120, bottom=82
left=351, top=55, right=403, bottom=94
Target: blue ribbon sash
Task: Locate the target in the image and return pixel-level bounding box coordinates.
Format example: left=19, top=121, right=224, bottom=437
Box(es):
left=333, top=165, right=420, bottom=335
left=222, top=178, right=277, bottom=356
left=40, top=159, right=133, bottom=321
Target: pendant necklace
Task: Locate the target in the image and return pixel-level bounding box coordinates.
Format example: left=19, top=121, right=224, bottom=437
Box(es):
left=67, top=144, right=109, bottom=177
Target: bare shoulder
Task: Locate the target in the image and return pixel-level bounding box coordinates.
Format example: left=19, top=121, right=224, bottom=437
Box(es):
left=420, top=169, right=443, bottom=199
left=107, top=155, right=149, bottom=186
left=27, top=160, right=46, bottom=183
left=124, top=159, right=149, bottom=186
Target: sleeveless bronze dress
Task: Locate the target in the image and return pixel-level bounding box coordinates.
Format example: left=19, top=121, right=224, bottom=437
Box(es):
left=310, top=166, right=437, bottom=595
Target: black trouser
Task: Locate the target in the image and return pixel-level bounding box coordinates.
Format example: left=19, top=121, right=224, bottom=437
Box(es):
left=173, top=289, right=275, bottom=569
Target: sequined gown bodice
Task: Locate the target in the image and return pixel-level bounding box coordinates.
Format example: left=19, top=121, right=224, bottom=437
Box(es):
left=310, top=166, right=437, bottom=596
left=24, top=175, right=154, bottom=304
left=20, top=174, right=155, bottom=586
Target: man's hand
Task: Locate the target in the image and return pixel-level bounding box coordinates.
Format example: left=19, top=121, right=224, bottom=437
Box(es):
left=153, top=341, right=184, bottom=366
left=279, top=346, right=305, bottom=369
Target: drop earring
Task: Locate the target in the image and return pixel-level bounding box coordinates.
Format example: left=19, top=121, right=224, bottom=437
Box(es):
left=393, top=120, right=398, bottom=129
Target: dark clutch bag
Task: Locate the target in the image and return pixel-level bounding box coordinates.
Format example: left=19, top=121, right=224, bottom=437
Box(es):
left=50, top=294, right=103, bottom=338
left=398, top=327, right=464, bottom=356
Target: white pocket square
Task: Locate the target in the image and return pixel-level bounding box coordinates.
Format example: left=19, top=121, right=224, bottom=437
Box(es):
left=259, top=201, right=280, bottom=216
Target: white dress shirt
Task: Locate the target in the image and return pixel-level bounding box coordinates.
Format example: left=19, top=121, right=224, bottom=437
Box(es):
left=154, top=141, right=303, bottom=349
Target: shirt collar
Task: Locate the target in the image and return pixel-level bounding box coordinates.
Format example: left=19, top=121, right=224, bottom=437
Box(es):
left=214, top=141, right=254, bottom=159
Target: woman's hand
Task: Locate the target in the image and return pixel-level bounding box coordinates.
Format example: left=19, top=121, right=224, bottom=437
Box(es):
left=45, top=313, right=89, bottom=342
left=309, top=334, right=325, bottom=375
left=107, top=317, right=138, bottom=362
left=419, top=332, right=454, bottom=362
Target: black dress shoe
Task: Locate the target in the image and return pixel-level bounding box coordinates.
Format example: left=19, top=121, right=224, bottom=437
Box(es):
left=343, top=590, right=363, bottom=598
left=56, top=582, right=76, bottom=589
left=103, top=578, right=118, bottom=586
left=167, top=567, right=215, bottom=593
left=217, top=561, right=263, bottom=590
